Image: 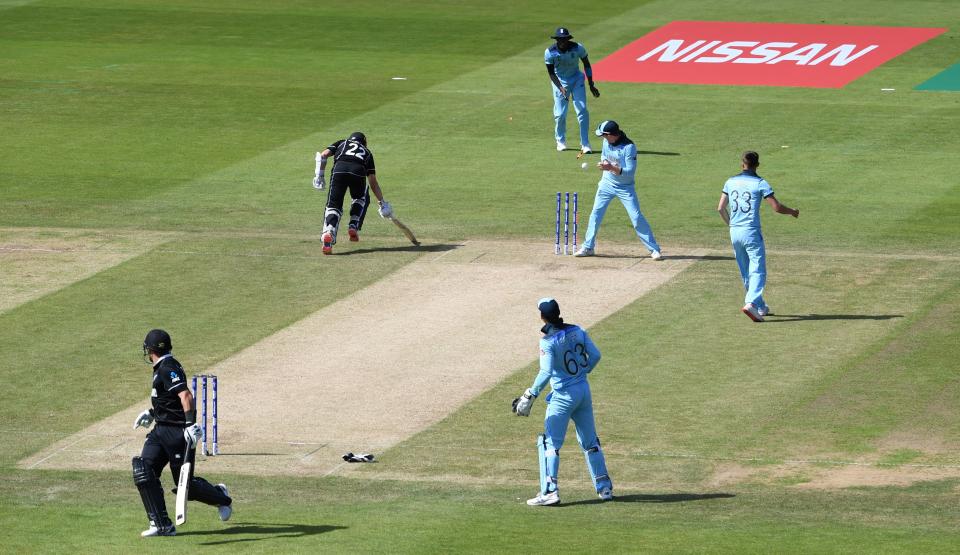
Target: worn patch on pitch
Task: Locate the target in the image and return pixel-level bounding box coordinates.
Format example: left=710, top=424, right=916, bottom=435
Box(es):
left=21, top=242, right=703, bottom=475
left=0, top=228, right=170, bottom=314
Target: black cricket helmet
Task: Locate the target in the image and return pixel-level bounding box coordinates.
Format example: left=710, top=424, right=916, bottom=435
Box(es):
left=348, top=131, right=367, bottom=146
left=143, top=328, right=172, bottom=360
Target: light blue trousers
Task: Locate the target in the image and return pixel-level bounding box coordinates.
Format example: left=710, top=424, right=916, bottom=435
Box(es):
left=730, top=228, right=767, bottom=310
left=552, top=79, right=590, bottom=148
left=542, top=381, right=611, bottom=494
left=582, top=182, right=660, bottom=253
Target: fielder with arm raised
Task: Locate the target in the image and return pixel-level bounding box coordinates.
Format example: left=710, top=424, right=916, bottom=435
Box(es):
left=513, top=298, right=613, bottom=506
left=313, top=131, right=393, bottom=255
left=545, top=26, right=600, bottom=154
left=717, top=151, right=799, bottom=322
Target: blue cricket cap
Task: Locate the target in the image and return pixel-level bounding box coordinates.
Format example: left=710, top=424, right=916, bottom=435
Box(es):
left=538, top=297, right=561, bottom=319
left=595, top=120, right=621, bottom=136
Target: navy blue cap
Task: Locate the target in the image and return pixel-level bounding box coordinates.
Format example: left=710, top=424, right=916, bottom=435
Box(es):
left=538, top=297, right=561, bottom=319
left=551, top=27, right=573, bottom=39
left=595, top=120, right=621, bottom=136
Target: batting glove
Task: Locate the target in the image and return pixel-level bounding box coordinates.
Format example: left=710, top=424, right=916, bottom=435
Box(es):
left=378, top=200, right=393, bottom=218
left=183, top=423, right=203, bottom=447
left=133, top=409, right=155, bottom=430
left=512, top=388, right=536, bottom=416
left=313, top=175, right=325, bottom=190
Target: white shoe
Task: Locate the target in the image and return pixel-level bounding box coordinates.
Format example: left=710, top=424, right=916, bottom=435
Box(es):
left=141, top=522, right=176, bottom=537
left=574, top=246, right=595, bottom=257
left=650, top=251, right=663, bottom=260
left=758, top=306, right=771, bottom=317
left=556, top=141, right=567, bottom=152
left=599, top=488, right=614, bottom=501
left=526, top=490, right=560, bottom=506
left=216, top=484, right=232, bottom=521
left=580, top=145, right=592, bottom=154
left=742, top=303, right=764, bottom=322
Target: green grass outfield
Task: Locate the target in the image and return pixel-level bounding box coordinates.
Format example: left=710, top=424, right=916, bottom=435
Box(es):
left=2, top=0, right=960, bottom=552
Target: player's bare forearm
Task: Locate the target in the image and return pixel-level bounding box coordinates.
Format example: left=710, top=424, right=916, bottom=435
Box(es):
left=718, top=195, right=730, bottom=224
left=178, top=389, right=195, bottom=412
left=368, top=174, right=385, bottom=203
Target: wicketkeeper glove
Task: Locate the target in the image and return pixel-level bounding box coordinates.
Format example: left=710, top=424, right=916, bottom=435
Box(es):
left=512, top=388, right=536, bottom=417
left=133, top=409, right=155, bottom=430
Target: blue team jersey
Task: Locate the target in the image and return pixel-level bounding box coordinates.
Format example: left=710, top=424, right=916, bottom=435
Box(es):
left=544, top=42, right=588, bottom=84
left=723, top=170, right=774, bottom=230
left=600, top=135, right=637, bottom=188
left=531, top=323, right=601, bottom=396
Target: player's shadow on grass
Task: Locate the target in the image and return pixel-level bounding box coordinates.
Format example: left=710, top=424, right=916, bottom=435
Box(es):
left=638, top=150, right=681, bottom=156
left=179, top=522, right=347, bottom=545
left=562, top=492, right=734, bottom=507
left=337, top=243, right=459, bottom=256
left=764, top=314, right=903, bottom=323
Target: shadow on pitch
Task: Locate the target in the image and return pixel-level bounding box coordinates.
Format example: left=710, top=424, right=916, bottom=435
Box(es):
left=336, top=243, right=459, bottom=256
left=561, top=492, right=735, bottom=507
left=178, top=522, right=347, bottom=545
left=764, top=314, right=903, bottom=323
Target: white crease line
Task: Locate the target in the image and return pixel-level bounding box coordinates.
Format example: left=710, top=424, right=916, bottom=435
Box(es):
left=25, top=434, right=94, bottom=469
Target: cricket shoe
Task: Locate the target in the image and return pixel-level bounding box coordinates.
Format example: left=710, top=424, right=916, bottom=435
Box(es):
left=556, top=141, right=567, bottom=152
left=742, top=303, right=764, bottom=322
left=599, top=488, right=614, bottom=501
left=527, top=490, right=560, bottom=506
left=216, top=483, right=232, bottom=521
left=758, top=306, right=772, bottom=317
left=580, top=145, right=593, bottom=154
left=650, top=250, right=663, bottom=261
left=141, top=522, right=176, bottom=537
left=348, top=227, right=359, bottom=242
left=321, top=231, right=334, bottom=255
left=574, top=246, right=595, bottom=257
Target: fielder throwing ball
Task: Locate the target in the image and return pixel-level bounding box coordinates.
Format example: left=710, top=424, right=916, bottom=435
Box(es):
left=717, top=151, right=800, bottom=322
left=513, top=298, right=613, bottom=506
left=132, top=329, right=232, bottom=537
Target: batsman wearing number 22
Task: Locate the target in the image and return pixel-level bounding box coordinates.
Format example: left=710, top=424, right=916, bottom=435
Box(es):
left=513, top=298, right=613, bottom=506
left=718, top=151, right=800, bottom=323
left=131, top=329, right=232, bottom=537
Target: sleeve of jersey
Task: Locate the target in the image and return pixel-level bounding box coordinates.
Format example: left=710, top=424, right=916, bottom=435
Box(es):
left=760, top=179, right=774, bottom=198
left=161, top=366, right=189, bottom=394
left=621, top=144, right=638, bottom=180
left=530, top=339, right=553, bottom=397
left=581, top=331, right=602, bottom=374
left=544, top=48, right=552, bottom=65
left=328, top=140, right=342, bottom=152
left=578, top=44, right=588, bottom=59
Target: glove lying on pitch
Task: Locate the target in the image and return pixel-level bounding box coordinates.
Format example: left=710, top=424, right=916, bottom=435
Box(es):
left=342, top=452, right=375, bottom=463
left=133, top=409, right=155, bottom=430
left=378, top=200, right=393, bottom=218
left=512, top=388, right=536, bottom=417
left=183, top=423, right=203, bottom=447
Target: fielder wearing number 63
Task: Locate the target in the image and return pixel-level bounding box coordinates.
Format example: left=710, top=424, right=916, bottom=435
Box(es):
left=512, top=298, right=613, bottom=506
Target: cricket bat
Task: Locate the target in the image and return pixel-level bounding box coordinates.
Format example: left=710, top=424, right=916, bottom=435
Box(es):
left=389, top=216, right=420, bottom=246
left=174, top=442, right=192, bottom=525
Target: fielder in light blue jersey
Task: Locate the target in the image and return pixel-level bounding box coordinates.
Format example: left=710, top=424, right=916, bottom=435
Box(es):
left=575, top=120, right=663, bottom=259
left=544, top=26, right=600, bottom=154
left=512, top=298, right=613, bottom=506
left=718, top=151, right=800, bottom=322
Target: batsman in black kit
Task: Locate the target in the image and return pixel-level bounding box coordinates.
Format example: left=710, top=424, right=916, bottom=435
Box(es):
left=313, top=131, right=394, bottom=255
left=132, top=329, right=232, bottom=537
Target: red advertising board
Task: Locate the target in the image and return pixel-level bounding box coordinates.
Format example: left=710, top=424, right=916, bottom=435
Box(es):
left=593, top=21, right=945, bottom=88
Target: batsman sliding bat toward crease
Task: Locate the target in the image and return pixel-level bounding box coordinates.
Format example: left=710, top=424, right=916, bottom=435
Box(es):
left=388, top=215, right=420, bottom=246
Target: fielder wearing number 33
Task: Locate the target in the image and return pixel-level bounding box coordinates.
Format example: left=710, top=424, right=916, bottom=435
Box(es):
left=512, top=298, right=613, bottom=506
